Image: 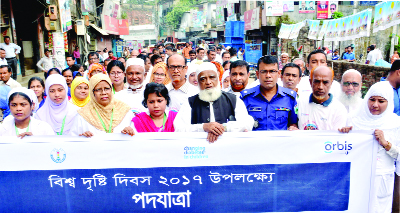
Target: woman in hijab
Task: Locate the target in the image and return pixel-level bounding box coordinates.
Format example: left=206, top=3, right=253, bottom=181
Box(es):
left=222, top=71, right=230, bottom=90
left=0, top=88, right=54, bottom=137
left=70, top=77, right=90, bottom=108
left=88, top=63, right=107, bottom=79
left=34, top=74, right=78, bottom=135
left=339, top=81, right=400, bottom=213
left=149, top=62, right=171, bottom=85
left=70, top=74, right=135, bottom=137
left=187, top=63, right=198, bottom=86
left=132, top=83, right=177, bottom=132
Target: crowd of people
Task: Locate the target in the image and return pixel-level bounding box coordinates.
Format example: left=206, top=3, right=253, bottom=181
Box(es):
left=0, top=38, right=400, bottom=212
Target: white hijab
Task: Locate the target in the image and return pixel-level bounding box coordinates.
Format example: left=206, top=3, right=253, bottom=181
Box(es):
left=34, top=74, right=78, bottom=134
left=7, top=87, right=38, bottom=112
left=351, top=81, right=400, bottom=130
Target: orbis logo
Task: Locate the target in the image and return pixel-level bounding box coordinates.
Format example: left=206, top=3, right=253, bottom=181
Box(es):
left=324, top=141, right=352, bottom=155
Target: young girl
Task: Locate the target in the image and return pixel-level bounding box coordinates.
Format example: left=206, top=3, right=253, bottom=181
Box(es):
left=0, top=88, right=54, bottom=137
left=70, top=77, right=90, bottom=108
left=132, top=82, right=177, bottom=132
left=28, top=77, right=46, bottom=110
left=34, top=74, right=78, bottom=135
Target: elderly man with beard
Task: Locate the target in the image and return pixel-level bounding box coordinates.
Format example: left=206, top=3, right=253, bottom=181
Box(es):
left=297, top=66, right=347, bottom=130
left=114, top=58, right=147, bottom=114
left=174, top=62, right=253, bottom=143
left=224, top=60, right=250, bottom=95
left=339, top=69, right=363, bottom=114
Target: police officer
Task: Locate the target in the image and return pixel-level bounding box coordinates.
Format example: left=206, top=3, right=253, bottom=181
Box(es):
left=241, top=55, right=298, bottom=131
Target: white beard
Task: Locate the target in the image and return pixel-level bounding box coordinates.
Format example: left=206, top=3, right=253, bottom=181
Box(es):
left=339, top=90, right=362, bottom=107
left=129, top=82, right=144, bottom=89
left=198, top=83, right=222, bottom=102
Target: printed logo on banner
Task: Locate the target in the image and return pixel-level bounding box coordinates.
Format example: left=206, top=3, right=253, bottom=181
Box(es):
left=50, top=148, right=66, bottom=163
left=184, top=146, right=208, bottom=160
left=324, top=141, right=352, bottom=155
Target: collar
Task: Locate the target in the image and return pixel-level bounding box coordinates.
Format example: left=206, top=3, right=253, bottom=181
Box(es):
left=253, top=84, right=285, bottom=98
left=166, top=80, right=190, bottom=93
left=309, top=93, right=333, bottom=107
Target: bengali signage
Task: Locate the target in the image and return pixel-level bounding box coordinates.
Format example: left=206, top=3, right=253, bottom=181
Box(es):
left=317, top=1, right=329, bottom=19
left=265, top=1, right=283, bottom=16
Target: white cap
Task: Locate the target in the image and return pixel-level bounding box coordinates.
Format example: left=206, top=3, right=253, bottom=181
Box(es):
left=226, top=46, right=231, bottom=50
left=187, top=63, right=199, bottom=75
left=222, top=71, right=230, bottom=81
left=126, top=58, right=144, bottom=69
left=196, top=62, right=218, bottom=77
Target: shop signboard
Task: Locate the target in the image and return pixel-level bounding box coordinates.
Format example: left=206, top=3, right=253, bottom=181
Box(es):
left=103, top=15, right=119, bottom=35
left=244, top=7, right=260, bottom=31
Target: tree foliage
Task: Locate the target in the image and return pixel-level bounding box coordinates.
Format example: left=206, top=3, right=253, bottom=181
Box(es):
left=275, top=15, right=295, bottom=35
left=332, top=11, right=344, bottom=19
left=163, top=0, right=200, bottom=30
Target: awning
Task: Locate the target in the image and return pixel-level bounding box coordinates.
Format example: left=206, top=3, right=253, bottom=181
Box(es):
left=89, top=24, right=109, bottom=35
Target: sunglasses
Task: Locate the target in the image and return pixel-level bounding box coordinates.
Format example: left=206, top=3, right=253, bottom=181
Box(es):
left=342, top=82, right=360, bottom=87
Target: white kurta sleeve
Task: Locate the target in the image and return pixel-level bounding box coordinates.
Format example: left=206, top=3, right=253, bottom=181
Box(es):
left=36, top=58, right=45, bottom=71
left=173, top=100, right=204, bottom=132
left=226, top=96, right=254, bottom=132
left=332, top=104, right=348, bottom=130
left=69, top=114, right=84, bottom=136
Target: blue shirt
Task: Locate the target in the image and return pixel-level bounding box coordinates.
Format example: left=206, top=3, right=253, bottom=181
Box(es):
left=240, top=85, right=298, bottom=131
left=343, top=52, right=355, bottom=60
left=332, top=54, right=340, bottom=60
left=380, top=77, right=400, bottom=115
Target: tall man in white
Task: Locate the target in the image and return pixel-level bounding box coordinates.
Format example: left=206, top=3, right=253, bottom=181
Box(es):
left=339, top=69, right=363, bottom=114
left=297, top=66, right=347, bottom=130
left=174, top=62, right=254, bottom=143
left=0, top=36, right=21, bottom=80
left=114, top=58, right=147, bottom=114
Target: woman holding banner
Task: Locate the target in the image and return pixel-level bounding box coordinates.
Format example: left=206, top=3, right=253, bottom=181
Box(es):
left=132, top=82, right=177, bottom=132
left=339, top=81, right=400, bottom=213
left=70, top=74, right=135, bottom=137
left=0, top=88, right=54, bottom=137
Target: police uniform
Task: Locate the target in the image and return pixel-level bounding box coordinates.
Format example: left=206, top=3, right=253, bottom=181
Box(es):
left=240, top=85, right=298, bottom=131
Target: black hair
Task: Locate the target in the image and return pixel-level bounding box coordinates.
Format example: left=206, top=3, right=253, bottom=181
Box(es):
left=70, top=64, right=82, bottom=72
left=137, top=54, right=147, bottom=62
left=370, top=45, right=375, bottom=50
left=160, top=52, right=165, bottom=55
left=8, top=92, right=32, bottom=107
left=87, top=52, right=99, bottom=59
left=166, top=54, right=187, bottom=67
left=0, top=65, right=10, bottom=72
left=282, top=63, right=302, bottom=76
left=46, top=68, right=61, bottom=79
left=62, top=68, right=73, bottom=76
left=151, top=54, right=162, bottom=66
left=222, top=52, right=231, bottom=57
left=28, top=76, right=45, bottom=90
left=307, top=49, right=327, bottom=64
left=66, top=54, right=75, bottom=60
left=108, top=50, right=113, bottom=54
left=322, top=47, right=326, bottom=51
left=117, top=57, right=126, bottom=61
left=230, top=60, right=249, bottom=73
left=217, top=47, right=222, bottom=50
left=197, top=48, right=205, bottom=53
left=166, top=46, right=173, bottom=51
left=103, top=48, right=108, bottom=53
left=107, top=60, right=125, bottom=74
left=229, top=48, right=237, bottom=56
left=172, top=48, right=177, bottom=52
left=207, top=49, right=216, bottom=54
left=257, top=55, right=278, bottom=71
left=44, top=48, right=50, bottom=53
left=222, top=61, right=231, bottom=68
left=189, top=50, right=196, bottom=55
left=104, top=58, right=111, bottom=62
left=142, top=82, right=170, bottom=108
left=4, top=36, right=10, bottom=41
left=152, top=48, right=159, bottom=54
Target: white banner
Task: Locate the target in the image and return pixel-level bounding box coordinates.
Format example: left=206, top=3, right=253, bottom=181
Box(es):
left=0, top=131, right=377, bottom=212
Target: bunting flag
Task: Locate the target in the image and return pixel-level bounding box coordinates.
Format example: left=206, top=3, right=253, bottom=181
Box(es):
left=308, top=20, right=320, bottom=40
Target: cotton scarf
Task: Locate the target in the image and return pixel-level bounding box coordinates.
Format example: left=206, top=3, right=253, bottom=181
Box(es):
left=70, top=77, right=90, bottom=107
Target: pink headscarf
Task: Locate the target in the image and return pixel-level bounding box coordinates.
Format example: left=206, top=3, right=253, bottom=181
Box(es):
left=34, top=74, right=78, bottom=135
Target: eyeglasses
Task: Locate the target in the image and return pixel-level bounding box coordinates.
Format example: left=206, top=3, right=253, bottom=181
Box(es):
left=168, top=65, right=186, bottom=71
left=109, top=71, right=124, bottom=77
left=153, top=73, right=166, bottom=77
left=89, top=57, right=99, bottom=61
left=93, top=87, right=111, bottom=93
left=259, top=70, right=278, bottom=75
left=342, top=82, right=360, bottom=87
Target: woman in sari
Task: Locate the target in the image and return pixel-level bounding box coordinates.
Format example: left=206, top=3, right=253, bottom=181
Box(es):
left=70, top=74, right=135, bottom=137
left=34, top=74, right=78, bottom=135
left=149, top=62, right=171, bottom=85
left=339, top=81, right=400, bottom=213
left=0, top=88, right=54, bottom=137
left=132, top=82, right=177, bottom=132
left=70, top=77, right=90, bottom=108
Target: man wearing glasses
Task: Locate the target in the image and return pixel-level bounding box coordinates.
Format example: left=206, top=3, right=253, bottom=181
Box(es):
left=165, top=54, right=199, bottom=111
left=338, top=69, right=363, bottom=114
left=241, top=56, right=298, bottom=131
left=83, top=52, right=100, bottom=79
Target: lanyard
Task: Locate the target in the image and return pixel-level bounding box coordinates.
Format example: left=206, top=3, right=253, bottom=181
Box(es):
left=15, top=121, right=30, bottom=135
left=95, top=108, right=114, bottom=133
left=151, top=113, right=167, bottom=132
left=56, top=115, right=67, bottom=135
left=112, top=86, right=115, bottom=94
